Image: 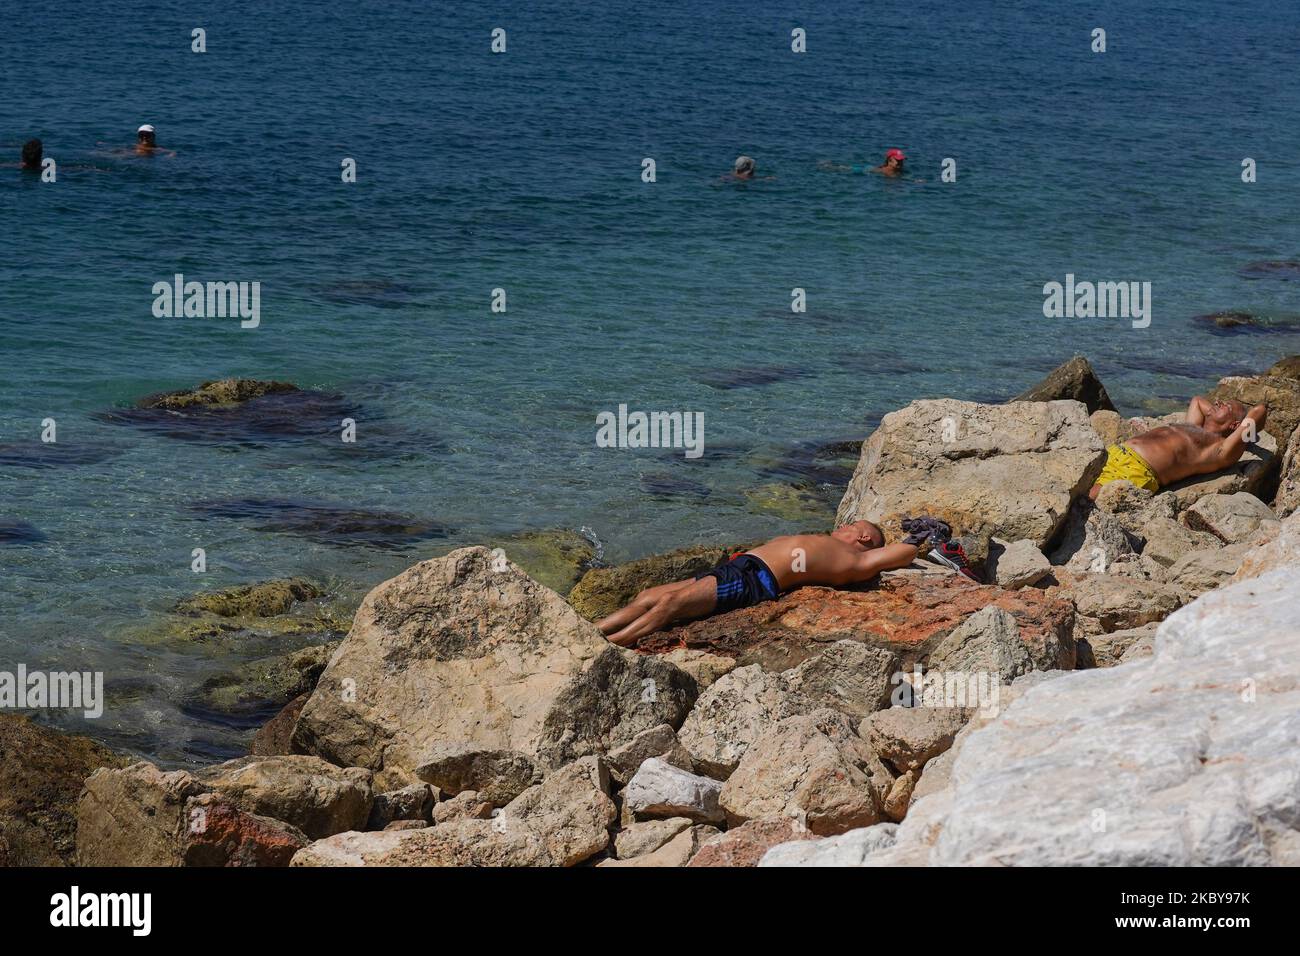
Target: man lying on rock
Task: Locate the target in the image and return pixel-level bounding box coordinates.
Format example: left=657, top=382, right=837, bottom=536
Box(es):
left=1089, top=396, right=1268, bottom=500
left=599, top=517, right=975, bottom=647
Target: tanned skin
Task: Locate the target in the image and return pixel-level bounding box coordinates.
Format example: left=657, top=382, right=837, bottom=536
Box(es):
left=597, top=520, right=919, bottom=647
left=1088, top=396, right=1268, bottom=500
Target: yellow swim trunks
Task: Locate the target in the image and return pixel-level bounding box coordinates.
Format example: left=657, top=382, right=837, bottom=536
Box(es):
left=1096, top=444, right=1160, bottom=492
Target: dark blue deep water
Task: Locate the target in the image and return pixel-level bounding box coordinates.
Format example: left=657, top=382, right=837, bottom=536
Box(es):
left=3, top=0, right=1300, bottom=763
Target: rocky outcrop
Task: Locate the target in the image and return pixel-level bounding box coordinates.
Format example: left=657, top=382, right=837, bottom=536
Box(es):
left=642, top=575, right=1077, bottom=674
left=413, top=745, right=541, bottom=805
left=687, top=817, right=811, bottom=867
left=987, top=539, right=1051, bottom=589
left=193, top=755, right=373, bottom=840
left=1011, top=356, right=1116, bottom=414
left=77, top=763, right=208, bottom=866
left=174, top=578, right=322, bottom=618
left=926, top=606, right=1034, bottom=682
left=1276, top=423, right=1300, bottom=517
left=836, top=399, right=1105, bottom=549
left=1181, top=493, right=1279, bottom=543
left=623, top=757, right=725, bottom=824
left=292, top=547, right=693, bottom=778
left=719, top=710, right=892, bottom=835
left=782, top=565, right=1300, bottom=865
left=291, top=757, right=617, bottom=867
left=0, top=716, right=126, bottom=866
left=137, top=378, right=299, bottom=410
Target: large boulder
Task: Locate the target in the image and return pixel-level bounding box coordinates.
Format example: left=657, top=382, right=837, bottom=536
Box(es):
left=687, top=817, right=812, bottom=867
left=849, top=567, right=1300, bottom=865
left=836, top=399, right=1105, bottom=549
left=195, top=755, right=373, bottom=840
left=1181, top=493, right=1279, bottom=544
left=778, top=640, right=897, bottom=719
left=860, top=705, right=970, bottom=774
left=413, top=745, right=541, bottom=805
left=676, top=642, right=897, bottom=778
left=926, top=606, right=1034, bottom=683
left=720, top=710, right=891, bottom=836
left=291, top=547, right=692, bottom=778
left=181, top=794, right=310, bottom=867
left=291, top=757, right=616, bottom=867
left=0, top=715, right=126, bottom=866
left=1165, top=542, right=1256, bottom=598
left=1048, top=505, right=1137, bottom=571
left=623, top=757, right=725, bottom=824
left=987, top=539, right=1051, bottom=589
left=676, top=665, right=809, bottom=779
left=1011, top=356, right=1117, bottom=414
left=641, top=575, right=1077, bottom=674
left=1235, top=509, right=1300, bottom=580
left=760, top=823, right=898, bottom=867
left=1056, top=572, right=1182, bottom=634
left=76, top=763, right=206, bottom=866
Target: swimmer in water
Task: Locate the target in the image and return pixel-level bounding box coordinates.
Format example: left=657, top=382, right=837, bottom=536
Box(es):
left=97, top=125, right=176, bottom=158
left=21, top=139, right=43, bottom=170
left=871, top=148, right=907, bottom=177
left=720, top=155, right=774, bottom=183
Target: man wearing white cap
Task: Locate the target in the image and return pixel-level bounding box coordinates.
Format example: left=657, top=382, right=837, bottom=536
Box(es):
left=132, top=124, right=175, bottom=156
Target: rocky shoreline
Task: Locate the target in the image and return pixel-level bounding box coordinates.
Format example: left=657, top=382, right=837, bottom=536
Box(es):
left=3, top=355, right=1299, bottom=867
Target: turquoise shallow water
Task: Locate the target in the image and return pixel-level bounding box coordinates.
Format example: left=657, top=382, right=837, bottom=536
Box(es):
left=3, top=0, right=1300, bottom=764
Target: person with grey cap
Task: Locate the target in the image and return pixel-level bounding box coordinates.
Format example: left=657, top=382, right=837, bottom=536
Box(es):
left=722, top=155, right=771, bottom=183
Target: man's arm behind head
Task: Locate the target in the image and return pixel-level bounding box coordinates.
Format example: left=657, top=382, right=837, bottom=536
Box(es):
left=1213, top=402, right=1269, bottom=468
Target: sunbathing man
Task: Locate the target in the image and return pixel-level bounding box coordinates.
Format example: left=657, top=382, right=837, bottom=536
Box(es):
left=598, top=517, right=972, bottom=647
left=1089, top=395, right=1268, bottom=499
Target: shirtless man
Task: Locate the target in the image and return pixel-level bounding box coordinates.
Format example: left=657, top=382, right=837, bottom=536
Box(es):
left=1089, top=395, right=1268, bottom=500
left=598, top=520, right=957, bottom=647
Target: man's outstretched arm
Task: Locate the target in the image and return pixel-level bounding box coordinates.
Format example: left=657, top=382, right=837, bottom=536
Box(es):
left=852, top=542, right=919, bottom=582
left=1212, top=403, right=1269, bottom=468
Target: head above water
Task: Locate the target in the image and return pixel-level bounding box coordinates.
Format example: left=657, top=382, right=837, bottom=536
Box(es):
left=832, top=519, right=884, bottom=551
left=734, top=155, right=755, bottom=177
left=884, top=148, right=906, bottom=168
left=21, top=139, right=42, bottom=169
left=1204, top=398, right=1249, bottom=436
left=137, top=124, right=156, bottom=146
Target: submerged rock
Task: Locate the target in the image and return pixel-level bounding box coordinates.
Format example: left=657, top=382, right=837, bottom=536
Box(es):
left=97, top=379, right=360, bottom=445
left=488, top=528, right=599, bottom=595
left=1011, top=355, right=1116, bottom=414
left=189, top=497, right=451, bottom=549
left=184, top=641, right=340, bottom=724
left=0, top=715, right=127, bottom=866
left=836, top=398, right=1105, bottom=549
left=0, top=519, right=44, bottom=544
left=1237, top=259, right=1300, bottom=280
left=0, top=441, right=123, bottom=469
left=743, top=482, right=835, bottom=524
left=175, top=578, right=322, bottom=618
